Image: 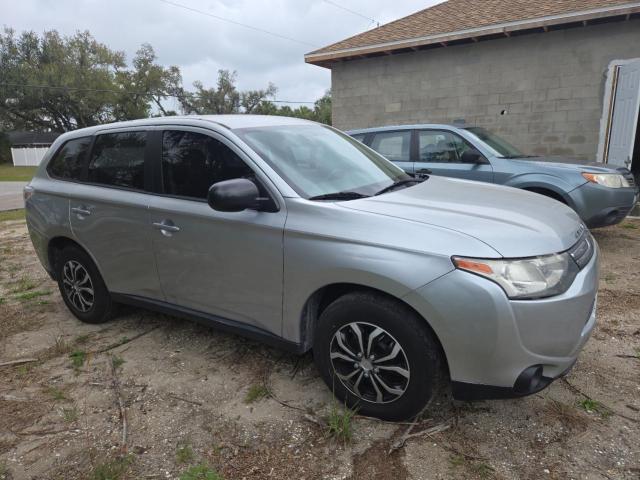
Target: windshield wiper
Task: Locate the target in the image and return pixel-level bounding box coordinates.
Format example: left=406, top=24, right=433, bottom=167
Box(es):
left=375, top=178, right=424, bottom=196
left=308, top=191, right=369, bottom=201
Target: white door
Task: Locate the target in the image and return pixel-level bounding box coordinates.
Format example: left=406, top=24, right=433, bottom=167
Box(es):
left=608, top=62, right=640, bottom=168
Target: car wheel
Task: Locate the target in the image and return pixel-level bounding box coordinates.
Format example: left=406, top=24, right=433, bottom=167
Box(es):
left=313, top=291, right=446, bottom=421
left=55, top=245, right=116, bottom=324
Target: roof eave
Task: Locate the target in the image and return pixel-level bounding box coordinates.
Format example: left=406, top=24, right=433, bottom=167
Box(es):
left=305, top=2, right=640, bottom=67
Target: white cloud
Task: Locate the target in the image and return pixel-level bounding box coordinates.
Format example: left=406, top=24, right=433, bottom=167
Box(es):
left=3, top=0, right=443, bottom=106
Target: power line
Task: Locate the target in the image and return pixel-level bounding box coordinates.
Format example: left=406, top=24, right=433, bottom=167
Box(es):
left=322, top=0, right=379, bottom=27
left=0, top=82, right=316, bottom=104
left=157, top=0, right=319, bottom=48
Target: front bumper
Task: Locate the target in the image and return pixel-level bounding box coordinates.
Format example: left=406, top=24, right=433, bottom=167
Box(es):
left=569, top=182, right=638, bottom=228
left=403, top=243, right=599, bottom=400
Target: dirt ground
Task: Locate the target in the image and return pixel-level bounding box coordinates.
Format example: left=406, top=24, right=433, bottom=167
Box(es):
left=0, top=217, right=638, bottom=480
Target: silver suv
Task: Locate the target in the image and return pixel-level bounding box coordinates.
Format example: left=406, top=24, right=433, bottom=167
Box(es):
left=25, top=116, right=598, bottom=420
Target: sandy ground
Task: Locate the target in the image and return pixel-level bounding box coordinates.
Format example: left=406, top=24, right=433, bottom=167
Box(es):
left=0, top=218, right=638, bottom=480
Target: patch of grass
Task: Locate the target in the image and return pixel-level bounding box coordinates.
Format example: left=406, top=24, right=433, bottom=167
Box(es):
left=244, top=384, right=269, bottom=404
left=14, top=289, right=51, bottom=301
left=111, top=355, right=125, bottom=370
left=9, top=276, right=37, bottom=293
left=75, top=334, right=91, bottom=345
left=0, top=165, right=37, bottom=182
left=69, top=350, right=87, bottom=370
left=471, top=462, right=495, bottom=479
left=543, top=399, right=588, bottom=429
left=62, top=406, right=78, bottom=423
left=89, top=455, right=133, bottom=480
left=0, top=208, right=26, bottom=222
left=621, top=222, right=638, bottom=230
left=179, top=464, right=223, bottom=480
left=449, top=454, right=465, bottom=467
left=326, top=401, right=356, bottom=444
left=0, top=297, right=5, bottom=305
left=577, top=398, right=611, bottom=418
left=176, top=442, right=195, bottom=465
left=46, top=386, right=67, bottom=401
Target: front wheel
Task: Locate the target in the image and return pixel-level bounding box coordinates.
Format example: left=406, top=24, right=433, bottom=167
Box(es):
left=313, top=292, right=446, bottom=421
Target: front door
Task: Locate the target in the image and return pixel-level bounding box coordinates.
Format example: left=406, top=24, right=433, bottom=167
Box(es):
left=149, top=128, right=286, bottom=336
left=69, top=130, right=163, bottom=300
left=415, top=130, right=494, bottom=182
left=367, top=130, right=414, bottom=175
left=608, top=61, right=640, bottom=169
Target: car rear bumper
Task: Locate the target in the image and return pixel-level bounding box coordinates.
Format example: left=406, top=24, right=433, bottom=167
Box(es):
left=403, top=242, right=599, bottom=399
left=569, top=183, right=638, bottom=228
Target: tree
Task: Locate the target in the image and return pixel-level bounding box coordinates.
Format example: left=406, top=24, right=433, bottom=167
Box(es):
left=0, top=28, right=182, bottom=131
left=179, top=69, right=277, bottom=115
left=253, top=89, right=332, bottom=125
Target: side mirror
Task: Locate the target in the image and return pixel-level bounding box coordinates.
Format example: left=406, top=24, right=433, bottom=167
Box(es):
left=461, top=149, right=487, bottom=164
left=207, top=178, right=259, bottom=212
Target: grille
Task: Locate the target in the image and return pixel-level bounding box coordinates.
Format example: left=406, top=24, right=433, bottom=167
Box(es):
left=568, top=232, right=594, bottom=269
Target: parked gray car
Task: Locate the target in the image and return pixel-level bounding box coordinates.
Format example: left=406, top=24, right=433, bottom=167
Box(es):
left=348, top=125, right=638, bottom=228
left=25, top=115, right=598, bottom=420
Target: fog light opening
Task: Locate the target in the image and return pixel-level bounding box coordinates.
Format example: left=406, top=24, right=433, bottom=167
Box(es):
left=514, top=365, right=545, bottom=395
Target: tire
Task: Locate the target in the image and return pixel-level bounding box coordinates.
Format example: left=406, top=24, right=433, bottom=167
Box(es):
left=55, top=245, right=116, bottom=324
left=313, top=291, right=446, bottom=421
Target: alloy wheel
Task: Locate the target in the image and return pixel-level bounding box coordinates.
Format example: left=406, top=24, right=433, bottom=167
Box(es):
left=329, top=322, right=410, bottom=404
left=62, top=260, right=95, bottom=312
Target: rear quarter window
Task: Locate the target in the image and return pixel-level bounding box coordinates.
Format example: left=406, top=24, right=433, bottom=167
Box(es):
left=47, top=137, right=93, bottom=181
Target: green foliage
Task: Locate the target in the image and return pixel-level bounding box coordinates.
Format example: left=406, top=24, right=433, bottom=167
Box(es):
left=111, top=355, right=125, bottom=370
left=577, top=398, right=611, bottom=417
left=254, top=89, right=332, bottom=125
left=176, top=442, right=195, bottom=464
left=0, top=132, right=10, bottom=164
left=14, top=289, right=51, bottom=301
left=69, top=350, right=87, bottom=370
left=244, top=384, right=269, bottom=404
left=0, top=28, right=181, bottom=131
left=10, top=276, right=36, bottom=293
left=621, top=222, right=638, bottom=229
left=90, top=455, right=133, bottom=480
left=326, top=401, right=356, bottom=444
left=62, top=406, right=78, bottom=422
left=46, top=386, right=67, bottom=401
left=179, top=464, right=223, bottom=480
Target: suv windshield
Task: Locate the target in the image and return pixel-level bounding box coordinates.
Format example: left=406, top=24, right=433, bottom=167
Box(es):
left=234, top=124, right=411, bottom=199
left=464, top=127, right=529, bottom=158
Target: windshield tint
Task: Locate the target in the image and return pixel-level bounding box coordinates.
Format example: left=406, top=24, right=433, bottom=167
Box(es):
left=234, top=124, right=410, bottom=199
left=464, top=127, right=526, bottom=158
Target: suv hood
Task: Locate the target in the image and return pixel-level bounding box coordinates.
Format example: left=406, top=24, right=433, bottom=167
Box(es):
left=341, top=176, right=583, bottom=258
left=514, top=156, right=629, bottom=174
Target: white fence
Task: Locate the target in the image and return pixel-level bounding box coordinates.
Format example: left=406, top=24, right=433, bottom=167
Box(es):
left=11, top=147, right=51, bottom=166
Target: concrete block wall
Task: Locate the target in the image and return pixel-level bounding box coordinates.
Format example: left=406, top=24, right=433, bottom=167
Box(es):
left=331, top=19, right=640, bottom=161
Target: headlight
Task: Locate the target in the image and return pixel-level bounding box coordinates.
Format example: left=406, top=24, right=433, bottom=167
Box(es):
left=582, top=172, right=629, bottom=188
left=452, top=252, right=579, bottom=299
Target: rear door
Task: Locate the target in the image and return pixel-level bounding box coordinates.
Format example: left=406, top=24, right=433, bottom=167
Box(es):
left=367, top=130, right=414, bottom=175
left=415, top=129, right=493, bottom=182
left=69, top=129, right=163, bottom=300
left=148, top=127, right=286, bottom=336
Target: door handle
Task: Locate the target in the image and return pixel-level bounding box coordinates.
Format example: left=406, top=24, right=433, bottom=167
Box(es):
left=71, top=207, right=92, bottom=217
left=153, top=221, right=181, bottom=235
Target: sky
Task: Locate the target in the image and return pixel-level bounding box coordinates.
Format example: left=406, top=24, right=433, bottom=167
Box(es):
left=3, top=0, right=443, bottom=108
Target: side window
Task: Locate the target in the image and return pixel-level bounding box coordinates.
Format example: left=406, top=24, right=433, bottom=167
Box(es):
left=88, top=132, right=146, bottom=190
left=418, top=131, right=472, bottom=163
left=350, top=133, right=366, bottom=143
left=369, top=131, right=411, bottom=162
left=162, top=130, right=254, bottom=199
left=47, top=137, right=92, bottom=181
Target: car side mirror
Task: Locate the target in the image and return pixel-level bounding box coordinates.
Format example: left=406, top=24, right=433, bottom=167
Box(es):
left=461, top=148, right=487, bottom=164
left=207, top=178, right=260, bottom=212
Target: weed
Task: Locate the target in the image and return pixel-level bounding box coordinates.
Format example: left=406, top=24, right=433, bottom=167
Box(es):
left=449, top=454, right=465, bottom=467
left=472, top=462, right=495, bottom=479
left=89, top=455, right=133, bottom=480
left=54, top=336, right=71, bottom=355
left=46, top=386, right=67, bottom=401
left=176, top=442, right=195, bottom=464
left=635, top=347, right=640, bottom=359
left=75, top=334, right=91, bottom=345
left=621, top=222, right=638, bottom=230
left=0, top=297, right=4, bottom=305
left=62, top=406, right=78, bottom=422
left=577, top=398, right=611, bottom=417
left=10, top=276, right=36, bottom=293
left=69, top=350, right=87, bottom=370
left=244, top=384, right=269, bottom=404
left=326, top=401, right=356, bottom=444
left=179, top=464, right=223, bottom=480
left=111, top=355, right=125, bottom=370
left=14, top=289, right=51, bottom=301
left=543, top=399, right=588, bottom=429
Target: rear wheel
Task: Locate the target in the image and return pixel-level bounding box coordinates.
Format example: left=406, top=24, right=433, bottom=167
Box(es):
left=313, top=292, right=446, bottom=421
left=55, top=245, right=116, bottom=324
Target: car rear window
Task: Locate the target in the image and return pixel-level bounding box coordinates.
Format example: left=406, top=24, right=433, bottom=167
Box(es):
left=47, top=137, right=93, bottom=181
left=87, top=132, right=146, bottom=190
